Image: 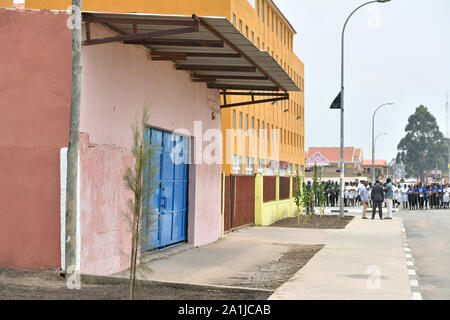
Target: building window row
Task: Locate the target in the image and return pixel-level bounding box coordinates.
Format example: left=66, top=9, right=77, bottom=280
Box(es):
left=236, top=0, right=294, bottom=52
left=233, top=155, right=300, bottom=176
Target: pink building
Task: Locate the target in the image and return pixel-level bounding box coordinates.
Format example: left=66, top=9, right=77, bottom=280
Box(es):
left=1, top=8, right=296, bottom=275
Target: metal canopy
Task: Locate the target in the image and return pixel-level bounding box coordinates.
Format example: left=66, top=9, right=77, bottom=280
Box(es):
left=82, top=12, right=301, bottom=107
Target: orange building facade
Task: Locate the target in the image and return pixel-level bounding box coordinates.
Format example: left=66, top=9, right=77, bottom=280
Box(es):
left=25, top=0, right=305, bottom=176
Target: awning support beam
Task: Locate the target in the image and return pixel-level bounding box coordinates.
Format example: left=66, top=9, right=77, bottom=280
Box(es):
left=220, top=93, right=289, bottom=109
left=83, top=25, right=199, bottom=46
left=220, top=90, right=289, bottom=108
left=194, top=15, right=288, bottom=93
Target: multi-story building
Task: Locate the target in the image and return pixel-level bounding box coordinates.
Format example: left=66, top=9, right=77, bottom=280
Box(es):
left=26, top=0, right=305, bottom=176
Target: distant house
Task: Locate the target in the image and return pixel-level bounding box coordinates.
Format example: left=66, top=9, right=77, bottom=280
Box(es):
left=305, top=147, right=364, bottom=180
left=362, top=160, right=391, bottom=179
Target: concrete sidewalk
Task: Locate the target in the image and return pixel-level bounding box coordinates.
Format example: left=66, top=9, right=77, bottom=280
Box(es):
left=125, top=214, right=412, bottom=299
left=269, top=217, right=413, bottom=300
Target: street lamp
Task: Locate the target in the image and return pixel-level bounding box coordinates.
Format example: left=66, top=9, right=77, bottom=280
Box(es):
left=372, top=103, right=394, bottom=183
left=375, top=132, right=388, bottom=144
left=338, top=0, right=391, bottom=218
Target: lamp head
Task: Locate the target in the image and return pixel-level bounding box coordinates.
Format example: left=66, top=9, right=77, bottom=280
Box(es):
left=377, top=0, right=391, bottom=3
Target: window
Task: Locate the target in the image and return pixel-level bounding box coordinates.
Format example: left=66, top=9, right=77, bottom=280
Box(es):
left=266, top=6, right=269, bottom=27
left=267, top=123, right=270, bottom=139
left=232, top=110, right=236, bottom=129
left=232, top=13, right=236, bottom=27
left=239, top=112, right=242, bottom=129
left=262, top=1, right=264, bottom=22
left=257, top=37, right=260, bottom=49
left=257, top=119, right=260, bottom=136
left=245, top=114, right=248, bottom=131
left=233, top=155, right=242, bottom=174
left=258, top=158, right=265, bottom=174
left=274, top=161, right=280, bottom=175
left=256, top=0, right=259, bottom=16
left=288, top=164, right=292, bottom=175
left=246, top=26, right=249, bottom=38
left=245, top=157, right=255, bottom=175
left=251, top=31, right=254, bottom=43
left=262, top=42, right=265, bottom=51
left=262, top=121, right=265, bottom=138
left=276, top=17, right=278, bottom=36
left=271, top=12, right=274, bottom=32
left=239, top=20, right=242, bottom=32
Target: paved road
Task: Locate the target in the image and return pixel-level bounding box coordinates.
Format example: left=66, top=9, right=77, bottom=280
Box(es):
left=399, top=210, right=450, bottom=299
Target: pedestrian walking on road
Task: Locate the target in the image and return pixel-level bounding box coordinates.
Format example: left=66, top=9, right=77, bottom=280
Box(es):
left=359, top=181, right=369, bottom=219
left=384, top=178, right=393, bottom=220
left=371, top=180, right=385, bottom=220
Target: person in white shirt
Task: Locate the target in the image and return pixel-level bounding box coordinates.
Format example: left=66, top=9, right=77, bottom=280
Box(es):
left=443, top=185, right=450, bottom=209
left=344, top=183, right=350, bottom=207
left=401, top=184, right=409, bottom=210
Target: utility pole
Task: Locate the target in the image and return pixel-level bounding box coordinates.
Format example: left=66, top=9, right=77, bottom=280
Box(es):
left=446, top=92, right=449, bottom=184
left=65, top=0, right=82, bottom=289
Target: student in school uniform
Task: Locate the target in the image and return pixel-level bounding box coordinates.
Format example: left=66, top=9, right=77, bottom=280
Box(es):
left=443, top=185, right=450, bottom=209
left=401, top=184, right=409, bottom=210
left=437, top=184, right=444, bottom=209
left=413, top=186, right=419, bottom=210
left=407, top=186, right=412, bottom=210
left=429, top=185, right=434, bottom=209
left=418, top=184, right=425, bottom=209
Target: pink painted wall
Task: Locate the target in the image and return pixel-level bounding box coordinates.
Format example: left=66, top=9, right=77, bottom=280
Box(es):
left=80, top=23, right=222, bottom=275
left=0, top=9, right=71, bottom=269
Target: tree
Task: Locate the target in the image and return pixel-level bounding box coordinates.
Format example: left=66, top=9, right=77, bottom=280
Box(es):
left=390, top=158, right=405, bottom=180
left=293, top=174, right=304, bottom=224
left=123, top=107, right=159, bottom=300
left=396, top=105, right=449, bottom=182
left=311, top=163, right=322, bottom=215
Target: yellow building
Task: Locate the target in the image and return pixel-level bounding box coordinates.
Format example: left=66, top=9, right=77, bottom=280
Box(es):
left=26, top=0, right=305, bottom=176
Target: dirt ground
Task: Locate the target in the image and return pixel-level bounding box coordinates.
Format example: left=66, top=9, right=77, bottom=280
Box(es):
left=269, top=215, right=354, bottom=229
left=0, top=268, right=271, bottom=300
left=227, top=244, right=323, bottom=290
left=0, top=244, right=323, bottom=300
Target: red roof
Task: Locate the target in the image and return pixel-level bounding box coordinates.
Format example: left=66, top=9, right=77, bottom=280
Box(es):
left=362, top=160, right=388, bottom=167
left=306, top=147, right=357, bottom=163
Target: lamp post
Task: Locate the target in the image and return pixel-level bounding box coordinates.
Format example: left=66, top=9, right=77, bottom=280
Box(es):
left=339, top=0, right=391, bottom=218
left=372, top=103, right=394, bottom=183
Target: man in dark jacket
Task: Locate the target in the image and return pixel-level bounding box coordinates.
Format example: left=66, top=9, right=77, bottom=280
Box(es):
left=371, top=180, right=385, bottom=220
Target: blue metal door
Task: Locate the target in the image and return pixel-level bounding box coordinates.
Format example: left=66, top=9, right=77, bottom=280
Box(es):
left=142, top=128, right=189, bottom=250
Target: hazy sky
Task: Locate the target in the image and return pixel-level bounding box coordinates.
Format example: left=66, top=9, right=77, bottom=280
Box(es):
left=274, top=0, right=450, bottom=162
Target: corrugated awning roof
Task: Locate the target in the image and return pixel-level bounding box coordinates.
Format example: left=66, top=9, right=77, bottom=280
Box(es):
left=82, top=12, right=301, bottom=94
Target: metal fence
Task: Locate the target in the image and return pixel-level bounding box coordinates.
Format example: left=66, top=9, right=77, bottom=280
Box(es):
left=223, top=175, right=255, bottom=232
left=279, top=176, right=290, bottom=200
left=263, top=176, right=276, bottom=202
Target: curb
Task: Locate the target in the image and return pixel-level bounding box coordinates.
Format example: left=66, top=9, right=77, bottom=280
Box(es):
left=399, top=218, right=422, bottom=300
left=80, top=273, right=275, bottom=293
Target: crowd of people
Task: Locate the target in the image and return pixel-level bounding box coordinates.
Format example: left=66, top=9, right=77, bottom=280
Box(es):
left=306, top=179, right=450, bottom=220
left=319, top=180, right=450, bottom=210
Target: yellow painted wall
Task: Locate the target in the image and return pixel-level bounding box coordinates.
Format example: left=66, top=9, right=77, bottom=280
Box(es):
left=0, top=0, right=13, bottom=8
left=26, top=0, right=231, bottom=15
left=28, top=0, right=305, bottom=175
left=254, top=174, right=297, bottom=226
